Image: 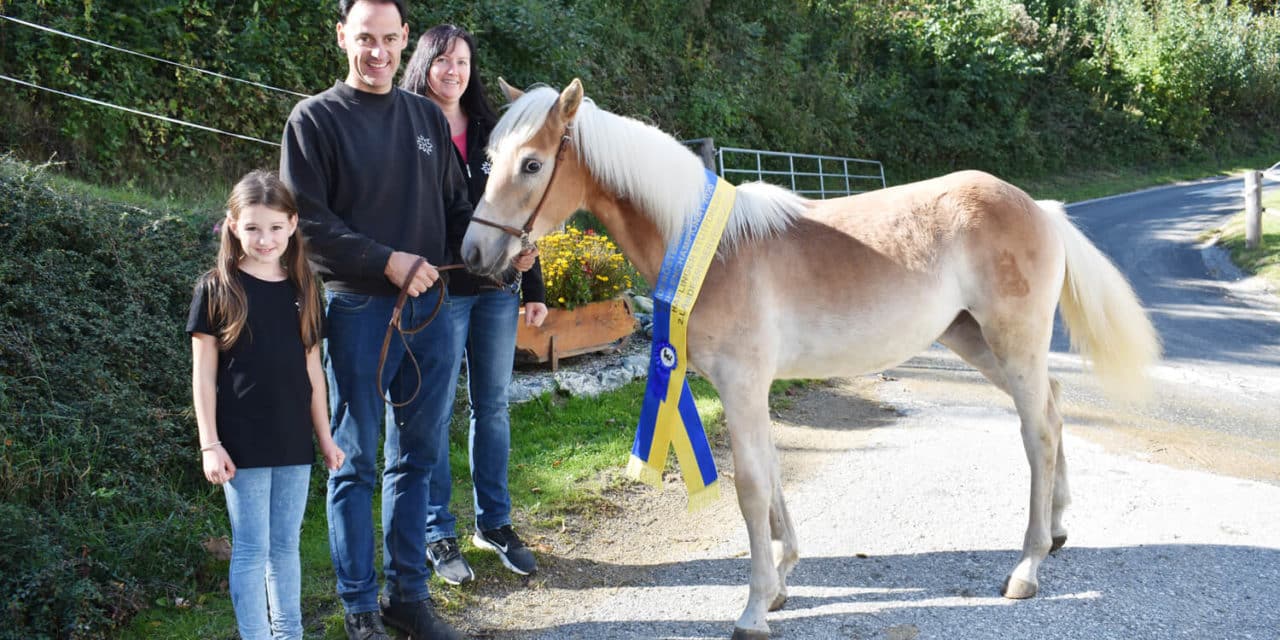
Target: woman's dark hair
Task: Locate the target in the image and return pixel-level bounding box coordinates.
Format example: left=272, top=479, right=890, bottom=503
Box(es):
left=401, top=24, right=499, bottom=129
left=338, top=0, right=405, bottom=23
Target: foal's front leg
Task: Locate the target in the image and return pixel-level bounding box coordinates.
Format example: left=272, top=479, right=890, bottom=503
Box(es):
left=726, top=392, right=781, bottom=639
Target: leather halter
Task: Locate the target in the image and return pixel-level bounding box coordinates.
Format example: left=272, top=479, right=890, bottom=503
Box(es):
left=468, top=126, right=572, bottom=253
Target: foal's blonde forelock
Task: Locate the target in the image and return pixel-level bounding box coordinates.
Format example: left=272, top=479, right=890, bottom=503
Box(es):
left=489, top=86, right=806, bottom=249
left=488, top=87, right=562, bottom=167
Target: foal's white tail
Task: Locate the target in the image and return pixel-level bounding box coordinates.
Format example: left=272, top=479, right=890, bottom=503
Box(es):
left=1039, top=201, right=1161, bottom=401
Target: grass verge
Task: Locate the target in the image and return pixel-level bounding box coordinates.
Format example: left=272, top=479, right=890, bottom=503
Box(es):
left=1210, top=187, right=1280, bottom=292
left=1016, top=152, right=1276, bottom=204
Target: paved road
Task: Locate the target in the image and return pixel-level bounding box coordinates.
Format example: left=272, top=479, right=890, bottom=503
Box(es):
left=482, top=176, right=1280, bottom=640
left=507, top=405, right=1280, bottom=640
left=1055, top=178, right=1280, bottom=446
left=1042, top=178, right=1280, bottom=472
left=1061, top=176, right=1279, bottom=370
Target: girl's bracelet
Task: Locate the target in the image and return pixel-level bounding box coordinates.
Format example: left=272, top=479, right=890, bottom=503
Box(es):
left=200, top=441, right=222, bottom=452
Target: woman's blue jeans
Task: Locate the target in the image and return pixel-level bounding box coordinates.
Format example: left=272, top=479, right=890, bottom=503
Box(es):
left=222, top=464, right=311, bottom=640
left=323, top=288, right=460, bottom=613
left=425, top=286, right=520, bottom=541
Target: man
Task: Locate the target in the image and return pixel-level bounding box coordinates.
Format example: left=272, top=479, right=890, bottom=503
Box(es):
left=279, top=1, right=469, bottom=638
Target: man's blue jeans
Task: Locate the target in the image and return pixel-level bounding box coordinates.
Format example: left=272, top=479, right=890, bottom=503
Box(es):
left=426, top=285, right=520, bottom=542
left=324, top=288, right=460, bottom=613
left=222, top=464, right=310, bottom=640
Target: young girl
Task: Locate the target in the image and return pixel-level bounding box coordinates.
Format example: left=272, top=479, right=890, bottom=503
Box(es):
left=187, top=170, right=344, bottom=640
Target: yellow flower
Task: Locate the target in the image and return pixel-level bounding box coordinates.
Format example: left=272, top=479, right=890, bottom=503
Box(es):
left=535, top=224, right=640, bottom=310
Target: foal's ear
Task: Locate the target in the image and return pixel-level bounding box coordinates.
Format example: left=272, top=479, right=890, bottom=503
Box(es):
left=556, top=78, right=584, bottom=123
left=498, top=77, right=523, bottom=103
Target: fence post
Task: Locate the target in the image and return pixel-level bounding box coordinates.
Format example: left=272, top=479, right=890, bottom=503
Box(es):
left=690, top=137, right=716, bottom=173
left=1245, top=170, right=1262, bottom=249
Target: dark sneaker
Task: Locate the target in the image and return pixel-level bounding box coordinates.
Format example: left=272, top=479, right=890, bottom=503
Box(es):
left=426, top=537, right=474, bottom=585
left=473, top=525, right=537, bottom=576
left=344, top=611, right=391, bottom=640
left=380, top=596, right=466, bottom=640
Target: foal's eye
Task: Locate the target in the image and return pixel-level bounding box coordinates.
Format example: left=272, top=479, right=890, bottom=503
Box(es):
left=522, top=159, right=543, bottom=174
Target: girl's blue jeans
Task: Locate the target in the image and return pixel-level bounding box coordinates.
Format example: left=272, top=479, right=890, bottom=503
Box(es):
left=323, top=288, right=460, bottom=613
left=426, top=285, right=520, bottom=541
left=223, top=464, right=311, bottom=640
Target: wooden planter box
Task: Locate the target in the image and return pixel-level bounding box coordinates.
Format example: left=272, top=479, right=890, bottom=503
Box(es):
left=516, top=297, right=636, bottom=370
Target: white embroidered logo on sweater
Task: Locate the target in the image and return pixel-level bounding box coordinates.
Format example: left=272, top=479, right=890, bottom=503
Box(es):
left=417, top=135, right=434, bottom=156
left=481, top=160, right=491, bottom=176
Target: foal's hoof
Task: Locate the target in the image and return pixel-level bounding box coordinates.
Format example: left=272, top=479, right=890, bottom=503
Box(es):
left=731, top=628, right=770, bottom=640
left=1050, top=534, right=1068, bottom=553
left=769, top=593, right=787, bottom=612
left=1002, top=576, right=1038, bottom=599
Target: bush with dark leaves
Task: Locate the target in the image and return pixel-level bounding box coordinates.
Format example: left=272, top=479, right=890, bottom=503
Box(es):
left=0, top=156, right=222, bottom=638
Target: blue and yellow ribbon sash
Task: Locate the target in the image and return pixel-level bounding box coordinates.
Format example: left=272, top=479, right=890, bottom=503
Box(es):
left=627, top=168, right=736, bottom=511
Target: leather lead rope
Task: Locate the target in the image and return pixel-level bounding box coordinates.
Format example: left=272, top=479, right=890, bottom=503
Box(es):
left=376, top=258, right=466, bottom=408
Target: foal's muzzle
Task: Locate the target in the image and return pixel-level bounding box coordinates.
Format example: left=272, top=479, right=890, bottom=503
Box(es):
left=460, top=226, right=511, bottom=279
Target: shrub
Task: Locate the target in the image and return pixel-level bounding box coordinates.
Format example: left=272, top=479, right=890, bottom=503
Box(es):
left=536, top=225, right=636, bottom=309
left=0, top=156, right=221, bottom=637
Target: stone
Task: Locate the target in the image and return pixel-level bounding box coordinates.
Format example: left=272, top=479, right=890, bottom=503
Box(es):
left=508, top=376, right=557, bottom=403
left=507, top=340, right=651, bottom=403
left=629, top=294, right=654, bottom=314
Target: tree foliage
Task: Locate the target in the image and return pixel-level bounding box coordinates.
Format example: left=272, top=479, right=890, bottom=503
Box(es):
left=1, top=0, right=1276, bottom=192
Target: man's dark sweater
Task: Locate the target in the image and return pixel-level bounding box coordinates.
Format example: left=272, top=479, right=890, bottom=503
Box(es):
left=280, top=81, right=472, bottom=297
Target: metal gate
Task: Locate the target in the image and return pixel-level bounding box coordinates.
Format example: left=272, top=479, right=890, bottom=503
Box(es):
left=685, top=138, right=885, bottom=198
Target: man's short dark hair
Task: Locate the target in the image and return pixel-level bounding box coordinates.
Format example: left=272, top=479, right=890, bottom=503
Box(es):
left=338, top=0, right=406, bottom=23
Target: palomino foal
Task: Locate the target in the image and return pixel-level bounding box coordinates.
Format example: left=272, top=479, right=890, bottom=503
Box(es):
left=462, top=79, right=1160, bottom=639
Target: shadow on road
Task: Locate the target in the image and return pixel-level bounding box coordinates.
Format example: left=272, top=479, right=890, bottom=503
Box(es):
left=503, top=544, right=1280, bottom=639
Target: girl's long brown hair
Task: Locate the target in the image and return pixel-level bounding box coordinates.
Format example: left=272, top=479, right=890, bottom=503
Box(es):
left=203, top=170, right=322, bottom=351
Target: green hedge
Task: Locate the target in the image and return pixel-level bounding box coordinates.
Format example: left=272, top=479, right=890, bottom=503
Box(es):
left=2, top=0, right=1277, bottom=193
left=0, top=156, right=220, bottom=638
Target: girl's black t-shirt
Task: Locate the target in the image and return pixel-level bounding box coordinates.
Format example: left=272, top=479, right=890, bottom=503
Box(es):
left=186, top=270, right=316, bottom=469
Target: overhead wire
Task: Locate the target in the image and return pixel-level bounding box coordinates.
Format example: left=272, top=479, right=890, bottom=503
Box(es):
left=0, top=13, right=308, bottom=147
left=0, top=14, right=311, bottom=98
left=0, top=74, right=280, bottom=147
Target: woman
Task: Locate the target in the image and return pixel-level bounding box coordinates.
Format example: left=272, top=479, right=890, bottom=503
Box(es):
left=401, top=24, right=548, bottom=584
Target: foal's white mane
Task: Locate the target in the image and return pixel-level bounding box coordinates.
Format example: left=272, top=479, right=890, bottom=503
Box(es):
left=489, top=87, right=808, bottom=249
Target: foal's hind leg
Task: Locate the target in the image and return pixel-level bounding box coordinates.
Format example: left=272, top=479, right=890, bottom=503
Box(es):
left=1048, top=379, right=1070, bottom=552
left=940, top=315, right=1072, bottom=550
left=768, top=477, right=799, bottom=611
left=939, top=313, right=1065, bottom=597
